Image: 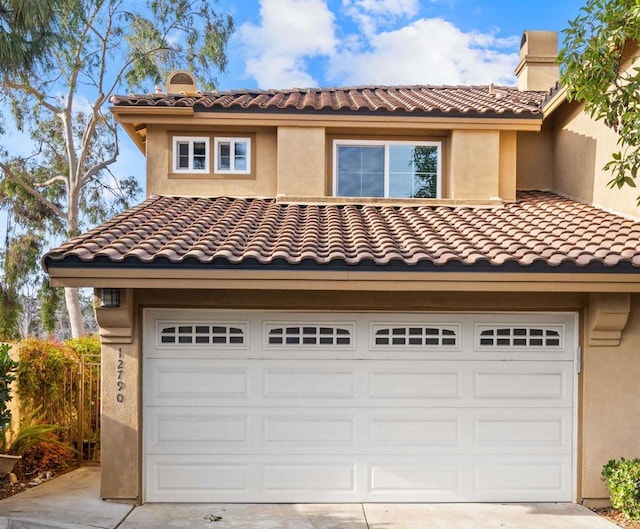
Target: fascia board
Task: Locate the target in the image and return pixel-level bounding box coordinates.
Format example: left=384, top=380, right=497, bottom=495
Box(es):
left=47, top=267, right=640, bottom=293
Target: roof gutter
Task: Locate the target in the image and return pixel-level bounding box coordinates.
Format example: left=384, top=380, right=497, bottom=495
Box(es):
left=46, top=266, right=640, bottom=293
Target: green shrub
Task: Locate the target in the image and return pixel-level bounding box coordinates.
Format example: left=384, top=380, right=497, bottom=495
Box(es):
left=66, top=335, right=100, bottom=358
left=0, top=344, right=18, bottom=442
left=602, top=458, right=640, bottom=520
left=5, top=408, right=61, bottom=456
left=15, top=338, right=78, bottom=444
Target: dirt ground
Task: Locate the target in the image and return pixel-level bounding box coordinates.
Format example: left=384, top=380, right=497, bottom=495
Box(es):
left=594, top=508, right=640, bottom=528
left=0, top=464, right=78, bottom=500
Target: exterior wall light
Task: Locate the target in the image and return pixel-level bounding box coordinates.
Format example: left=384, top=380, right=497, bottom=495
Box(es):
left=101, top=288, right=121, bottom=308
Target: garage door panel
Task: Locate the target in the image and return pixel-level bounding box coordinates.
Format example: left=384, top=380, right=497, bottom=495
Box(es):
left=369, top=461, right=462, bottom=495
left=146, top=454, right=573, bottom=502
left=147, top=407, right=571, bottom=456
left=473, top=456, right=572, bottom=502
left=474, top=365, right=572, bottom=404
left=369, top=370, right=460, bottom=399
left=263, top=462, right=356, bottom=493
left=473, top=413, right=572, bottom=451
left=264, top=369, right=355, bottom=399
left=147, top=361, right=249, bottom=405
left=146, top=408, right=250, bottom=453
left=146, top=457, right=250, bottom=502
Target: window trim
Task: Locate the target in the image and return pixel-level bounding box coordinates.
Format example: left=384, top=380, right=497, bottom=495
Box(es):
left=214, top=137, right=252, bottom=175
left=172, top=136, right=210, bottom=174
left=332, top=139, right=442, bottom=199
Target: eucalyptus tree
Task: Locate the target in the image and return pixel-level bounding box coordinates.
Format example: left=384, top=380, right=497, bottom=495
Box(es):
left=0, top=0, right=234, bottom=337
left=0, top=0, right=62, bottom=75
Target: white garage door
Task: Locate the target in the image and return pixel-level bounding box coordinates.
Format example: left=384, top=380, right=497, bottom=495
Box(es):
left=143, top=310, right=576, bottom=503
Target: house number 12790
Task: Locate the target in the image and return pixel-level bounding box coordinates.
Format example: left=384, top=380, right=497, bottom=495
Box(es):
left=116, top=348, right=125, bottom=402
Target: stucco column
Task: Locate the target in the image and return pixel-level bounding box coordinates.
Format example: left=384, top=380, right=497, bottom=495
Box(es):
left=94, top=288, right=140, bottom=502
left=581, top=293, right=640, bottom=505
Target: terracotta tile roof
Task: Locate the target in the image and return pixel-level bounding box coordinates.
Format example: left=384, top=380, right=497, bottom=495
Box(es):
left=43, top=192, right=640, bottom=273
left=109, top=85, right=547, bottom=117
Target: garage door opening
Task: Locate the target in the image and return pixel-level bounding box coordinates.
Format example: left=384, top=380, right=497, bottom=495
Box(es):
left=143, top=310, right=577, bottom=503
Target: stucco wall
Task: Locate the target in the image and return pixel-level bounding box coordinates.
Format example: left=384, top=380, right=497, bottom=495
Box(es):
left=551, top=101, right=639, bottom=219
left=145, top=125, right=278, bottom=197
left=449, top=130, right=500, bottom=200
left=516, top=128, right=554, bottom=191
left=142, top=123, right=522, bottom=203
left=581, top=293, right=640, bottom=502
left=276, top=127, right=326, bottom=197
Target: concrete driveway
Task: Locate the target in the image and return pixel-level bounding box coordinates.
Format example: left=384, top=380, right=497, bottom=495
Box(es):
left=120, top=503, right=620, bottom=529
left=0, top=467, right=621, bottom=529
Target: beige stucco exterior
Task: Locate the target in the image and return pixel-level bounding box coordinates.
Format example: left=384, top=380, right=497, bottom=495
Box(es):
left=122, top=98, right=540, bottom=203
left=550, top=100, right=640, bottom=218
left=515, top=30, right=560, bottom=91
left=59, top=31, right=640, bottom=505
left=582, top=293, right=640, bottom=503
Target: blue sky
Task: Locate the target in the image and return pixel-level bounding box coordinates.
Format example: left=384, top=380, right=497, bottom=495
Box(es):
left=212, top=0, right=586, bottom=91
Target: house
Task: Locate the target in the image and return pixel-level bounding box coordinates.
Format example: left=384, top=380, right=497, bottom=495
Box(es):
left=44, top=31, right=640, bottom=505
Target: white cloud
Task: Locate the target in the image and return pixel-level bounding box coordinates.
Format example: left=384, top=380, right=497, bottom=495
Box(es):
left=342, top=0, right=419, bottom=36
left=236, top=0, right=336, bottom=89
left=234, top=1, right=521, bottom=90
left=329, top=18, right=520, bottom=86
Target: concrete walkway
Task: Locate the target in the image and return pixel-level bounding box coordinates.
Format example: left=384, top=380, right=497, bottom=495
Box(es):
left=0, top=467, right=622, bottom=529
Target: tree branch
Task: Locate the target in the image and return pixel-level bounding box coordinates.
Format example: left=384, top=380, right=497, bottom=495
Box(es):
left=0, top=161, right=66, bottom=219
left=33, top=175, right=68, bottom=189
left=3, top=79, right=62, bottom=114
left=81, top=119, right=119, bottom=187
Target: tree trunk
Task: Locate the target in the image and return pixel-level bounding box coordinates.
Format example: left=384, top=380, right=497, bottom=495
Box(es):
left=64, top=286, right=85, bottom=338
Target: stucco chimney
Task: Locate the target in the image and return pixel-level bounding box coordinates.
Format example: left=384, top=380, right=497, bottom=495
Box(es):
left=515, top=31, right=559, bottom=91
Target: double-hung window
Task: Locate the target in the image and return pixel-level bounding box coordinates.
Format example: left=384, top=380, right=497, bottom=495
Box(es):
left=173, top=137, right=209, bottom=173
left=214, top=137, right=251, bottom=174
left=334, top=140, right=441, bottom=198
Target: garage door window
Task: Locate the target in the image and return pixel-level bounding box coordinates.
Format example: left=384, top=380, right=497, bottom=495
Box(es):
left=265, top=324, right=353, bottom=346
left=477, top=326, right=562, bottom=348
left=158, top=323, right=246, bottom=346
left=372, top=325, right=458, bottom=347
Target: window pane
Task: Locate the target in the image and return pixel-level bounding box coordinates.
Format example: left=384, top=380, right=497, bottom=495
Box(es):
left=234, top=141, right=248, bottom=171
left=193, top=141, right=206, bottom=170
left=337, top=146, right=384, bottom=197
left=412, top=145, right=438, bottom=198
left=218, top=142, right=231, bottom=170
left=177, top=142, right=190, bottom=169
left=389, top=145, right=438, bottom=198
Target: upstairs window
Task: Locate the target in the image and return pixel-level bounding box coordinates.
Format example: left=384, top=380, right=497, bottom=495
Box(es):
left=333, top=140, right=441, bottom=198
left=173, top=137, right=209, bottom=173
left=215, top=137, right=251, bottom=174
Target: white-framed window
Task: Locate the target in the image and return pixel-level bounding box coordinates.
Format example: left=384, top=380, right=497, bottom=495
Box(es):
left=214, top=137, right=251, bottom=174
left=156, top=321, right=248, bottom=347
left=173, top=136, right=209, bottom=173
left=263, top=323, right=355, bottom=348
left=333, top=140, right=441, bottom=198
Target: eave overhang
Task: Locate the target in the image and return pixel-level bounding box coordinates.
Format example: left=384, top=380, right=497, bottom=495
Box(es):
left=45, top=264, right=640, bottom=293
left=110, top=105, right=544, bottom=155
